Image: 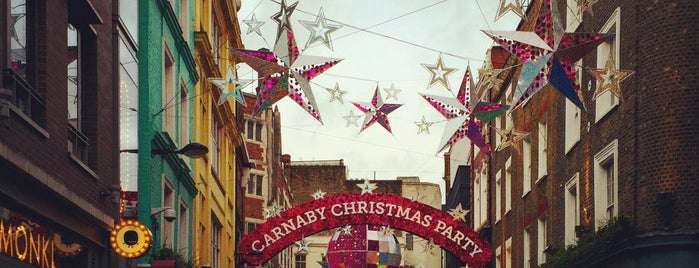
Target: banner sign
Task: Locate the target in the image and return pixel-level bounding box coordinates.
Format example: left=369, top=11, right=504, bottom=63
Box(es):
left=238, top=193, right=491, bottom=267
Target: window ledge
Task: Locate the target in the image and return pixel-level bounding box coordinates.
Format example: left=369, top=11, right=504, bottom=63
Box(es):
left=535, top=174, right=547, bottom=185
left=522, top=189, right=531, bottom=198
left=9, top=105, right=49, bottom=138
left=69, top=153, right=98, bottom=180
left=565, top=140, right=579, bottom=155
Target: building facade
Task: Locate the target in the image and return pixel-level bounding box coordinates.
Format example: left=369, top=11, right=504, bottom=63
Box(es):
left=134, top=0, right=199, bottom=265
left=478, top=0, right=699, bottom=267
left=0, top=0, right=119, bottom=267
left=191, top=0, right=246, bottom=267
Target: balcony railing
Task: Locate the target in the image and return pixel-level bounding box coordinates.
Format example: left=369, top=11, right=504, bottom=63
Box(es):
left=2, top=69, right=44, bottom=123
left=68, top=123, right=89, bottom=164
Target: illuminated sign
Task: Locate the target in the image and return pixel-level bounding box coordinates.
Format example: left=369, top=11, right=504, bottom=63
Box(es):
left=110, top=220, right=152, bottom=258
left=0, top=219, right=56, bottom=268
left=54, top=233, right=82, bottom=257
left=238, top=193, right=491, bottom=267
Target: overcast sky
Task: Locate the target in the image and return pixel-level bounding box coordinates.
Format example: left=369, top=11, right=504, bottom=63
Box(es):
left=235, top=0, right=520, bottom=202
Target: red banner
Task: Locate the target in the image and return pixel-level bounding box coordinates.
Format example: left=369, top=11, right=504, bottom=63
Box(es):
left=238, top=193, right=491, bottom=267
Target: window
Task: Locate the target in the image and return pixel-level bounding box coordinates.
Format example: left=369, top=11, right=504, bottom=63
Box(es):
left=247, top=173, right=263, bottom=196
left=163, top=44, right=176, bottom=135
left=505, top=237, right=512, bottom=268
left=495, top=170, right=502, bottom=222
left=495, top=245, right=502, bottom=268
left=565, top=61, right=582, bottom=153
left=494, top=116, right=502, bottom=149
left=537, top=218, right=547, bottom=265
left=178, top=0, right=189, bottom=42
left=505, top=157, right=512, bottom=213
left=211, top=19, right=220, bottom=63
left=565, top=173, right=580, bottom=245
left=566, top=0, right=582, bottom=31
left=246, top=120, right=264, bottom=142
left=473, top=174, right=481, bottom=227
left=162, top=176, right=175, bottom=248
left=522, top=138, right=532, bottom=196
left=295, top=254, right=306, bottom=268
left=523, top=229, right=531, bottom=268
left=537, top=119, right=547, bottom=181
left=246, top=222, right=258, bottom=234
left=211, top=119, right=220, bottom=173
left=179, top=81, right=189, bottom=148
left=119, top=0, right=138, bottom=43
left=211, top=216, right=221, bottom=268
left=595, top=8, right=621, bottom=122
left=178, top=200, right=189, bottom=256
left=479, top=166, right=488, bottom=227
left=594, top=139, right=618, bottom=228
left=406, top=233, right=414, bottom=250
left=66, top=23, right=90, bottom=163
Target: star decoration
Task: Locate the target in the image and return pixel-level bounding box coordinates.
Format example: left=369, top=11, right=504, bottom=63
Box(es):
left=351, top=86, right=403, bottom=133
left=495, top=0, right=525, bottom=22
left=476, top=49, right=504, bottom=97
left=356, top=178, right=378, bottom=195
left=294, top=237, right=311, bottom=254
left=579, top=0, right=598, bottom=16
left=589, top=57, right=634, bottom=100
left=380, top=226, right=395, bottom=237
left=484, top=0, right=611, bottom=111
left=326, top=82, right=347, bottom=104
left=409, top=192, right=423, bottom=202
left=421, top=54, right=458, bottom=91
left=208, top=66, right=253, bottom=106
left=232, top=27, right=342, bottom=122
left=342, top=110, right=362, bottom=127
left=270, top=0, right=298, bottom=40
left=311, top=189, right=327, bottom=200
left=243, top=13, right=265, bottom=36
left=10, top=13, right=24, bottom=44
left=298, top=7, right=342, bottom=51
left=448, top=204, right=470, bottom=222
left=338, top=225, right=352, bottom=236
left=495, top=127, right=529, bottom=152
left=263, top=204, right=282, bottom=219
left=422, top=238, right=438, bottom=255
left=383, top=83, right=402, bottom=100
left=414, top=116, right=434, bottom=135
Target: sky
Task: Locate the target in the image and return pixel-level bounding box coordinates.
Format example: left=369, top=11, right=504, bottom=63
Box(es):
left=235, top=0, right=520, bottom=202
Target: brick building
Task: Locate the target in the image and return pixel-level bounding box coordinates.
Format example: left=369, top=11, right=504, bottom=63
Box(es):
left=475, top=0, right=699, bottom=267
left=0, top=0, right=119, bottom=267
left=283, top=158, right=442, bottom=267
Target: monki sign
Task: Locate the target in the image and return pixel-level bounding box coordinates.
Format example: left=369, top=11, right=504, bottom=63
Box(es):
left=0, top=219, right=56, bottom=268
left=238, top=192, right=492, bottom=267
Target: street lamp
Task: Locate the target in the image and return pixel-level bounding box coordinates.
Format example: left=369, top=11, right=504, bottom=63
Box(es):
left=120, top=142, right=209, bottom=159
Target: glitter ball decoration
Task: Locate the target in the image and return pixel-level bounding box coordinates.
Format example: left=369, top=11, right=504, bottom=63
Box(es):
left=327, top=225, right=402, bottom=268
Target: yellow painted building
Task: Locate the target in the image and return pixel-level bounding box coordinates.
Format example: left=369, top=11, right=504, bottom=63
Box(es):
left=192, top=0, right=245, bottom=267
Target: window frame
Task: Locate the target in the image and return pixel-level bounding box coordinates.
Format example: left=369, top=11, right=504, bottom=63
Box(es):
left=522, top=137, right=532, bottom=196
left=565, top=173, right=580, bottom=246
left=593, top=139, right=619, bottom=229
left=505, top=157, right=512, bottom=213
left=495, top=169, right=502, bottom=223
left=536, top=119, right=547, bottom=182
left=595, top=8, right=621, bottom=122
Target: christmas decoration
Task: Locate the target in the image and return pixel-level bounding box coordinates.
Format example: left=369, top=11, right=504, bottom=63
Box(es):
left=414, top=115, right=434, bottom=135
left=298, top=7, right=342, bottom=51
left=422, top=238, right=438, bottom=255
left=243, top=14, right=265, bottom=36
left=589, top=56, right=634, bottom=100
left=356, top=178, right=378, bottom=195
left=270, top=0, right=298, bottom=39
left=237, top=193, right=491, bottom=267
left=422, top=54, right=458, bottom=91
left=351, top=86, right=403, bottom=133
left=579, top=0, right=598, bottom=16
left=342, top=110, right=361, bottom=127
left=495, top=127, right=529, bottom=151
left=495, top=0, right=525, bottom=21
left=312, top=189, right=327, bottom=200
left=295, top=236, right=311, bottom=254
left=484, top=0, right=611, bottom=111
left=339, top=225, right=353, bottom=236
left=326, top=82, right=348, bottom=104
left=448, top=204, right=470, bottom=222
left=208, top=66, right=252, bottom=106
left=383, top=83, right=402, bottom=100
left=327, top=225, right=401, bottom=268
left=263, top=204, right=282, bottom=219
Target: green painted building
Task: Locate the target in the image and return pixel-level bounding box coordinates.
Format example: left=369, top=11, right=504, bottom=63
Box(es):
left=136, top=0, right=198, bottom=264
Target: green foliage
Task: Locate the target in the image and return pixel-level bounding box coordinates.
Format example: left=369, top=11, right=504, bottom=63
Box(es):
left=546, top=216, right=632, bottom=268
left=153, top=245, right=195, bottom=268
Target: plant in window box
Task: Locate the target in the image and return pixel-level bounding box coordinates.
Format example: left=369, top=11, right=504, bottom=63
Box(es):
left=151, top=245, right=194, bottom=268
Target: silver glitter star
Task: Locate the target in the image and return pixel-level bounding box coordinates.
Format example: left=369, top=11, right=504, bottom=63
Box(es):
left=448, top=203, right=470, bottom=222
left=270, top=0, right=298, bottom=39
left=298, top=7, right=341, bottom=51
left=243, top=13, right=265, bottom=36
left=311, top=189, right=327, bottom=200
left=422, top=54, right=458, bottom=91
left=356, top=179, right=377, bottom=195
left=326, top=82, right=348, bottom=104
left=414, top=116, right=434, bottom=135
left=382, top=83, right=402, bottom=101
left=343, top=110, right=361, bottom=128
left=294, top=237, right=311, bottom=254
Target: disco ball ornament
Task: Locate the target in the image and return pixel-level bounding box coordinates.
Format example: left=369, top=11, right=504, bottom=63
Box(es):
left=327, top=225, right=402, bottom=268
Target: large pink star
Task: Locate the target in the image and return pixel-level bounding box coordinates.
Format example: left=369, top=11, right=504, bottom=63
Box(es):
left=352, top=86, right=403, bottom=133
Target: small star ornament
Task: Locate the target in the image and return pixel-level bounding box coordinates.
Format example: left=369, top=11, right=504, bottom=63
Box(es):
left=351, top=86, right=403, bottom=133
left=380, top=226, right=395, bottom=237
left=338, top=225, right=352, bottom=236
left=589, top=57, right=634, bottom=100
left=298, top=7, right=342, bottom=51
left=342, top=110, right=361, bottom=127
left=311, top=189, right=326, bottom=200
left=294, top=237, right=311, bottom=254
left=414, top=116, right=434, bottom=135
left=326, top=82, right=347, bottom=104
left=422, top=238, right=438, bottom=255
left=448, top=203, right=470, bottom=222
left=383, top=83, right=402, bottom=101
left=422, top=54, right=458, bottom=91
left=495, top=127, right=529, bottom=152
left=208, top=66, right=253, bottom=106
left=243, top=14, right=265, bottom=36
left=579, top=0, right=598, bottom=16
left=263, top=204, right=281, bottom=219
left=356, top=179, right=378, bottom=195
left=495, top=0, right=525, bottom=21
left=270, top=0, right=298, bottom=40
